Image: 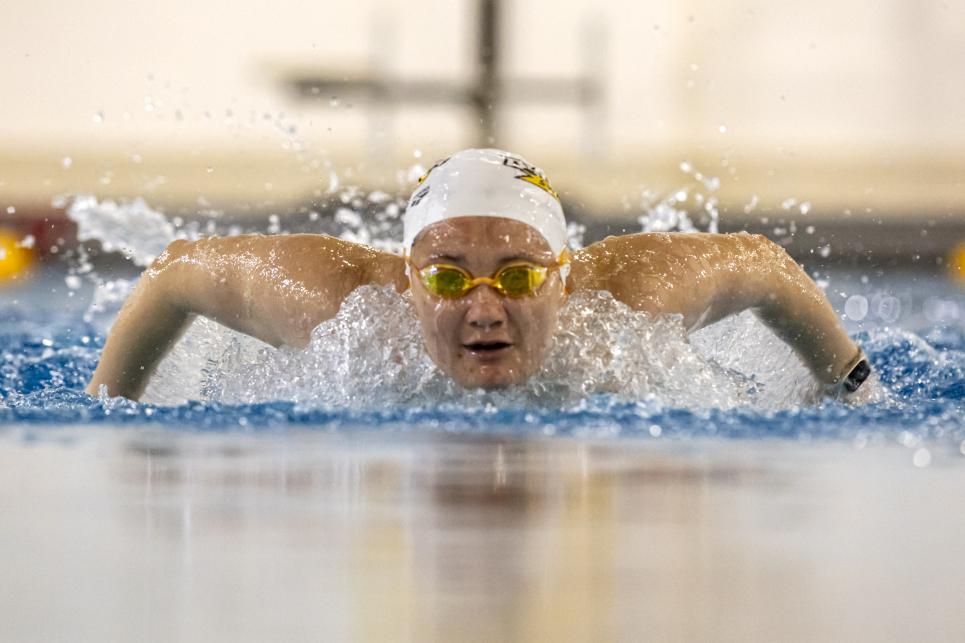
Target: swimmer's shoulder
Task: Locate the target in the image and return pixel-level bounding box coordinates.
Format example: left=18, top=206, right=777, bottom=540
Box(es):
left=163, top=233, right=405, bottom=288
left=185, top=232, right=375, bottom=255
left=569, top=233, right=671, bottom=291
left=568, top=231, right=765, bottom=291
left=258, top=233, right=406, bottom=288
left=574, top=231, right=768, bottom=263
left=571, top=232, right=693, bottom=273
left=176, top=232, right=395, bottom=265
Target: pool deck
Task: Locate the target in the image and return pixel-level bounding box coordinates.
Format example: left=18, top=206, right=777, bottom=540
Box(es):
left=1, top=428, right=963, bottom=642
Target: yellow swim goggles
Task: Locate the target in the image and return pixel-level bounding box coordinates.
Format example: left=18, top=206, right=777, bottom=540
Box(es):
left=410, top=253, right=568, bottom=299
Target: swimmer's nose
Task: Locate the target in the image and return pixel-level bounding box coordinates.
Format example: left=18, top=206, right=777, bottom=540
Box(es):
left=465, top=284, right=507, bottom=329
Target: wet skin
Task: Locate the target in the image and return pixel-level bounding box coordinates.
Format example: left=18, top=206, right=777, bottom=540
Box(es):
left=408, top=217, right=566, bottom=389
left=86, top=219, right=863, bottom=400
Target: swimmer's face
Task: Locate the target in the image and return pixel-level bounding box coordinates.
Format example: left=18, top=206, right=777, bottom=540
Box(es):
left=409, top=216, right=566, bottom=389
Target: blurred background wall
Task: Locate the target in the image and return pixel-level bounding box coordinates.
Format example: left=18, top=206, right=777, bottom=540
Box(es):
left=1, top=0, right=964, bottom=264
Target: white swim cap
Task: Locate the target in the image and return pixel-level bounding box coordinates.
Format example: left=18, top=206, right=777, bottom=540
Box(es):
left=403, top=148, right=568, bottom=260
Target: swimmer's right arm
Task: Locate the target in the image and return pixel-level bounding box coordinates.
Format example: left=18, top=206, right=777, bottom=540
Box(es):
left=84, top=241, right=194, bottom=400
left=86, top=234, right=407, bottom=400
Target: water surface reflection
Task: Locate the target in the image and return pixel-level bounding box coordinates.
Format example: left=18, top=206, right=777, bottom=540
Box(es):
left=1, top=429, right=963, bottom=642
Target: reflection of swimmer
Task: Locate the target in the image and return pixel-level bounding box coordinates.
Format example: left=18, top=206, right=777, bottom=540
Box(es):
left=86, top=149, right=871, bottom=401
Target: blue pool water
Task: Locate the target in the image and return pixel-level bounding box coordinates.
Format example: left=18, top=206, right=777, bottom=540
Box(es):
left=2, top=263, right=963, bottom=445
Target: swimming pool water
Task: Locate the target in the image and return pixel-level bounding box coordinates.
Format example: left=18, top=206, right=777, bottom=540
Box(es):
left=2, top=265, right=962, bottom=448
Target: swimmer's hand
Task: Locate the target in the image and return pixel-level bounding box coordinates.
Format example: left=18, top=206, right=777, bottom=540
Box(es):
left=824, top=353, right=876, bottom=404
left=86, top=234, right=406, bottom=400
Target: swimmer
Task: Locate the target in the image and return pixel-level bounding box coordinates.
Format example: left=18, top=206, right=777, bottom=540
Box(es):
left=86, top=148, right=871, bottom=401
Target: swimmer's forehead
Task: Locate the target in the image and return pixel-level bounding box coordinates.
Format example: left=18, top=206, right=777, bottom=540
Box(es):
left=411, top=216, right=554, bottom=263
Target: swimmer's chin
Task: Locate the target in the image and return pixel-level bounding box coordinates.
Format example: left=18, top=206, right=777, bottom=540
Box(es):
left=450, top=366, right=529, bottom=390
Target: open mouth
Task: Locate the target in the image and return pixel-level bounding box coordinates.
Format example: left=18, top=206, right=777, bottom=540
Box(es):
left=463, top=341, right=512, bottom=353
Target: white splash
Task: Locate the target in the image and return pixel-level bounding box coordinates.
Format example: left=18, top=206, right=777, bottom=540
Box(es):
left=142, top=284, right=821, bottom=411
left=67, top=195, right=177, bottom=266
left=638, top=161, right=720, bottom=234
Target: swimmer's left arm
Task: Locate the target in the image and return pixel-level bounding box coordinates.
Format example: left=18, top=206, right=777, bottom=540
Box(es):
left=579, top=233, right=865, bottom=389
left=698, top=233, right=864, bottom=388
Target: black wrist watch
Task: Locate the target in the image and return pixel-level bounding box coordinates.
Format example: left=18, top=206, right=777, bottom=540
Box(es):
left=842, top=359, right=871, bottom=393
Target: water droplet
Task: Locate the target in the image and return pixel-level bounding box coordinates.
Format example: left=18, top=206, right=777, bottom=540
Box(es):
left=899, top=431, right=919, bottom=448
left=799, top=201, right=811, bottom=215
left=335, top=208, right=362, bottom=228
left=92, top=111, right=104, bottom=123
left=743, top=195, right=759, bottom=214
left=913, top=448, right=932, bottom=468
left=61, top=156, right=73, bottom=169
left=6, top=206, right=15, bottom=214
left=329, top=97, right=339, bottom=107
left=873, top=294, right=901, bottom=322
left=818, top=244, right=831, bottom=258
left=41, top=338, right=53, bottom=347
left=718, top=124, right=728, bottom=134
left=413, top=149, right=422, bottom=158
left=781, top=197, right=798, bottom=210
left=65, top=275, right=82, bottom=290
left=679, top=161, right=693, bottom=173
left=649, top=424, right=662, bottom=437
left=844, top=295, right=868, bottom=321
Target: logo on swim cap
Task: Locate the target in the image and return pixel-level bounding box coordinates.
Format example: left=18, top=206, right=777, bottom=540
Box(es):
left=502, top=154, right=560, bottom=202
left=417, top=156, right=451, bottom=186
left=409, top=184, right=430, bottom=208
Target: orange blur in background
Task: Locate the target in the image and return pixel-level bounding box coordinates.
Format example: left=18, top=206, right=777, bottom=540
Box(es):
left=0, top=229, right=35, bottom=286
